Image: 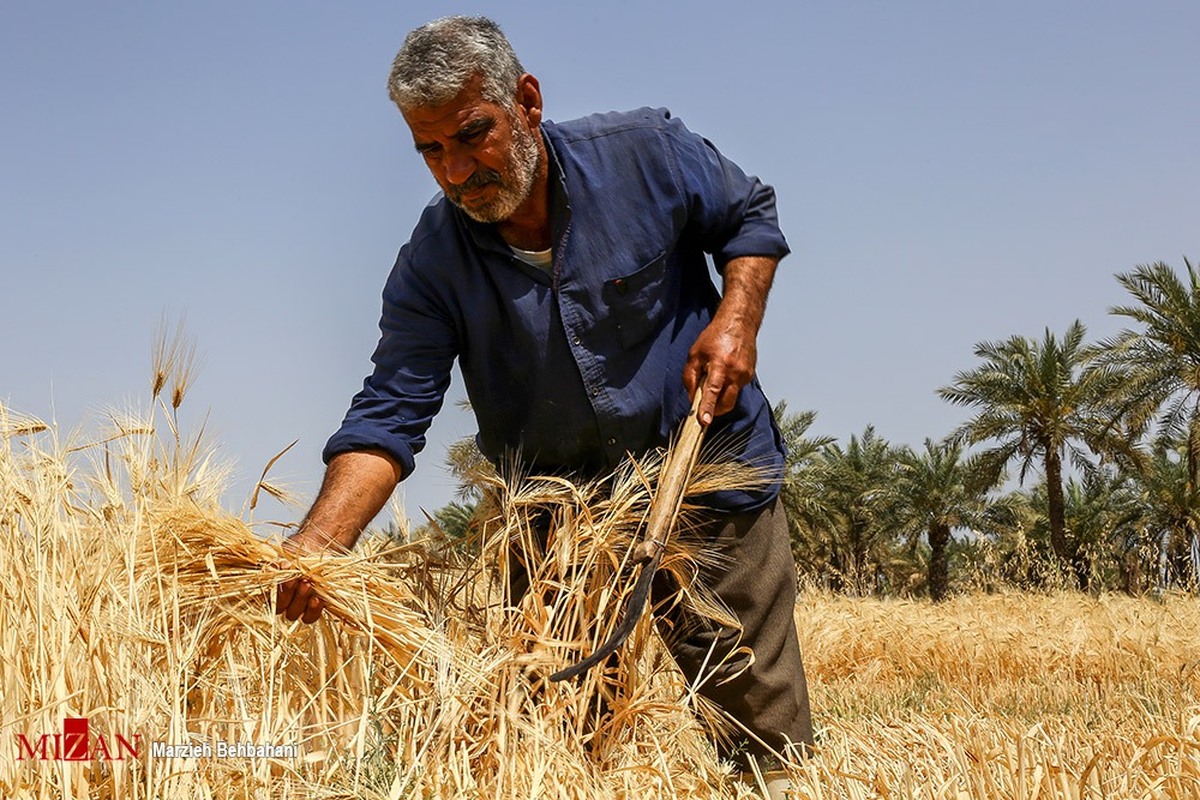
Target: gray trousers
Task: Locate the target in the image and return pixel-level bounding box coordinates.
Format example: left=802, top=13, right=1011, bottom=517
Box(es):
left=652, top=496, right=814, bottom=766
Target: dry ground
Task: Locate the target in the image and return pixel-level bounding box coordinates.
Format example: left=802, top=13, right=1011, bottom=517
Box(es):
left=795, top=591, right=1200, bottom=798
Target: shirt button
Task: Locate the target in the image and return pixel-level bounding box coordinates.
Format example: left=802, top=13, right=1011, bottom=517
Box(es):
left=606, top=437, right=617, bottom=446
left=591, top=387, right=600, bottom=396
left=573, top=336, right=581, bottom=345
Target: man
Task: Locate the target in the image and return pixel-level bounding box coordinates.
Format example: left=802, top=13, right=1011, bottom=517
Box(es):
left=275, top=15, right=813, bottom=789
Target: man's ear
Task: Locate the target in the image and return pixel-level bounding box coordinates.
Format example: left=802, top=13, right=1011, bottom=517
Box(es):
left=515, top=73, right=543, bottom=127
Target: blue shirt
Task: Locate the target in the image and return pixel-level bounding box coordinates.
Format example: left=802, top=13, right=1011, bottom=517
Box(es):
left=324, top=108, right=790, bottom=512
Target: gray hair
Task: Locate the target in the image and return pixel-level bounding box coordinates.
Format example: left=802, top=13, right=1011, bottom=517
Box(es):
left=387, top=16, right=525, bottom=112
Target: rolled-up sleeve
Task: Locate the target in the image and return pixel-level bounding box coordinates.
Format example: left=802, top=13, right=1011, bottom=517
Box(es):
left=321, top=244, right=458, bottom=480
left=661, top=112, right=790, bottom=269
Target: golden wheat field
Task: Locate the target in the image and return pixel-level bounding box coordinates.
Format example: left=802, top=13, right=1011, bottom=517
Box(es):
left=2, top=364, right=1199, bottom=799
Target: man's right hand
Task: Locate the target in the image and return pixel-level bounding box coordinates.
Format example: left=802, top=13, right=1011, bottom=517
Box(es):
left=275, top=528, right=337, bottom=624
left=273, top=449, right=403, bottom=625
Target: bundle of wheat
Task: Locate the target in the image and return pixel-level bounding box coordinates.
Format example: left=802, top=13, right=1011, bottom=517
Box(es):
left=0, top=397, right=449, bottom=798
left=140, top=502, right=454, bottom=695
left=137, top=451, right=760, bottom=798
left=381, top=455, right=759, bottom=798
left=0, top=360, right=758, bottom=799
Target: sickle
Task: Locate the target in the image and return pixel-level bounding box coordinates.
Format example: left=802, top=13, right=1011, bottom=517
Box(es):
left=550, top=389, right=707, bottom=682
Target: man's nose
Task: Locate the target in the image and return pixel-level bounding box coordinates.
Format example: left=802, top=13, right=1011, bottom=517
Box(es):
left=444, top=148, right=475, bottom=185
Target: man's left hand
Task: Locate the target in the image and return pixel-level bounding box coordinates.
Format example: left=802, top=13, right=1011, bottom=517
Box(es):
left=682, top=255, right=779, bottom=425
left=684, top=316, right=758, bottom=425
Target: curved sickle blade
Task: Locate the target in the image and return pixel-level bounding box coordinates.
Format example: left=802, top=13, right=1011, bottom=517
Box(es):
left=548, top=549, right=662, bottom=682
left=550, top=390, right=707, bottom=682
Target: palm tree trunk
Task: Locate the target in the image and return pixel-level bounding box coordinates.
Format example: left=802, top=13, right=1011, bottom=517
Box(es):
left=927, top=522, right=951, bottom=602
left=1186, top=519, right=1200, bottom=593
left=1188, top=411, right=1200, bottom=592
left=1188, top=410, right=1200, bottom=495
left=1043, top=448, right=1082, bottom=587
left=850, top=519, right=869, bottom=596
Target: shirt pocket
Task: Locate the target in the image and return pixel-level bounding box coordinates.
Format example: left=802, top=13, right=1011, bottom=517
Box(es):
left=602, top=251, right=669, bottom=348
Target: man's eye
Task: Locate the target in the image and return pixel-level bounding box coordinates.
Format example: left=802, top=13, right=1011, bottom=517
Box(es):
left=461, top=126, right=489, bottom=143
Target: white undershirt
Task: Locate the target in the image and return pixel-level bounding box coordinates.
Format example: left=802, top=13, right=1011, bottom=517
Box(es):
left=509, top=245, right=553, bottom=273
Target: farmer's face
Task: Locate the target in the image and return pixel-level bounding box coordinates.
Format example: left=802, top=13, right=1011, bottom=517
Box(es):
left=404, top=74, right=542, bottom=223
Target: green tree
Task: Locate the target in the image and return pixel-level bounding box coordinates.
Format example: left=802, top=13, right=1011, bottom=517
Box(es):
left=1058, top=470, right=1143, bottom=592
left=890, top=438, right=999, bottom=601
left=1099, top=259, right=1200, bottom=479
left=414, top=425, right=491, bottom=542
left=939, top=320, right=1132, bottom=589
left=774, top=403, right=838, bottom=563
left=787, top=426, right=903, bottom=595
left=956, top=487, right=1049, bottom=591
left=775, top=401, right=836, bottom=472
left=1127, top=438, right=1200, bottom=592
left=1095, top=259, right=1200, bottom=588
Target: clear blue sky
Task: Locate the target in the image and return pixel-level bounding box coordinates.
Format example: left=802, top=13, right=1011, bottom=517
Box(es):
left=2, top=2, right=1196, bottom=526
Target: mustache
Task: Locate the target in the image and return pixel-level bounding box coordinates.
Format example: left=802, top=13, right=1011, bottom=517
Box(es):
left=452, top=168, right=503, bottom=196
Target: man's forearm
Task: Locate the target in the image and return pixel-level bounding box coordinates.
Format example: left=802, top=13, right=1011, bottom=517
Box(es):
left=276, top=449, right=399, bottom=623
left=715, top=255, right=778, bottom=334
left=291, top=449, right=402, bottom=552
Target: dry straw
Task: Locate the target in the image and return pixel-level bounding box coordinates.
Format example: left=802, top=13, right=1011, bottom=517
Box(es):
left=3, top=338, right=1200, bottom=798
left=0, top=340, right=752, bottom=798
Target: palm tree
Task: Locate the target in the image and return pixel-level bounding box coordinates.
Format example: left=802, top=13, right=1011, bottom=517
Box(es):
left=774, top=402, right=836, bottom=473
left=960, top=487, right=1050, bottom=590
left=1128, top=438, right=1200, bottom=592
left=1095, top=259, right=1200, bottom=571
left=1100, top=260, right=1200, bottom=462
left=1059, top=469, right=1144, bottom=592
left=774, top=402, right=838, bottom=561
left=891, top=438, right=999, bottom=601
left=939, top=320, right=1133, bottom=589
left=415, top=407, right=491, bottom=542
left=789, top=426, right=903, bottom=595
